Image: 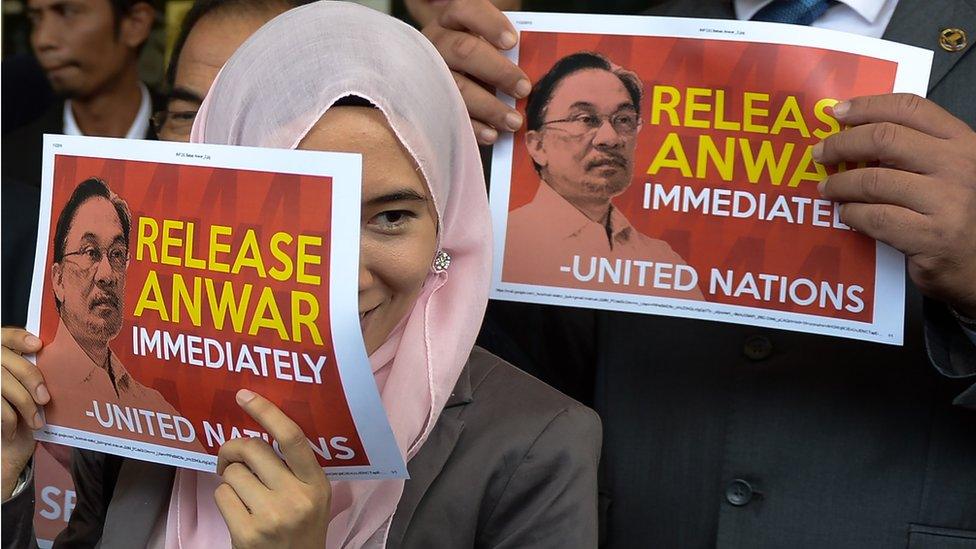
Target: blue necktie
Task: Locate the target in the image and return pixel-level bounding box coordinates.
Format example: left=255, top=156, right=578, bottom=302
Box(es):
left=751, top=0, right=836, bottom=26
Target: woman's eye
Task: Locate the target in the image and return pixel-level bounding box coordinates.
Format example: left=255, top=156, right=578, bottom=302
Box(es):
left=370, top=210, right=415, bottom=231
left=380, top=211, right=405, bottom=224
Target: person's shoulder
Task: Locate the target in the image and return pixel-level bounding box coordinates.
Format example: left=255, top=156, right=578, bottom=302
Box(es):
left=462, top=346, right=601, bottom=442
left=128, top=377, right=173, bottom=405
left=2, top=102, right=63, bottom=183
left=114, top=360, right=180, bottom=412
left=629, top=225, right=688, bottom=262
left=505, top=195, right=541, bottom=230
left=3, top=101, right=63, bottom=141
left=504, top=189, right=563, bottom=253
left=1, top=178, right=41, bottom=234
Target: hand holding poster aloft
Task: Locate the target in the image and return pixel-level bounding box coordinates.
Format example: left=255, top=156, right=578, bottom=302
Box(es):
left=490, top=13, right=934, bottom=344
left=28, top=135, right=407, bottom=479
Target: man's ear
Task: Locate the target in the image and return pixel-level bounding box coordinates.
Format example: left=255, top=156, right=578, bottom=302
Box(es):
left=525, top=130, right=548, bottom=169
left=52, top=263, right=65, bottom=304
left=119, top=2, right=155, bottom=50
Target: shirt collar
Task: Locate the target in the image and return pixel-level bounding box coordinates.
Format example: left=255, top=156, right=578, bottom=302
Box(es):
left=63, top=82, right=152, bottom=139
left=734, top=0, right=890, bottom=24
left=532, top=180, right=634, bottom=244
left=606, top=202, right=635, bottom=243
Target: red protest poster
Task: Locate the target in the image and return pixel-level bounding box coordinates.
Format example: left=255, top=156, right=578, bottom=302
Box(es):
left=29, top=136, right=406, bottom=479
left=491, top=14, right=932, bottom=344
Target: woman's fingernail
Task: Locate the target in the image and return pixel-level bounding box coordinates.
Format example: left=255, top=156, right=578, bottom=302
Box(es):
left=817, top=178, right=828, bottom=195
left=36, top=384, right=50, bottom=404
left=25, top=335, right=41, bottom=348
left=480, top=127, right=498, bottom=143
left=833, top=101, right=850, bottom=118
left=514, top=79, right=531, bottom=99
left=33, top=412, right=44, bottom=429
left=236, top=389, right=256, bottom=404
left=505, top=112, right=523, bottom=131
left=812, top=142, right=824, bottom=161
left=499, top=31, right=517, bottom=49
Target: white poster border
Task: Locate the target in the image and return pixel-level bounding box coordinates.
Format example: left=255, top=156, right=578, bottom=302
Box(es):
left=28, top=135, right=407, bottom=479
left=490, top=13, right=933, bottom=345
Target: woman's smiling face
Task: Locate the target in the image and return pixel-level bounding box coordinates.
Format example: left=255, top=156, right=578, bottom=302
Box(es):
left=299, top=106, right=438, bottom=355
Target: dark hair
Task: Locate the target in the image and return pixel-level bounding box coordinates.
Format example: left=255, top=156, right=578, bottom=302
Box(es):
left=54, top=178, right=131, bottom=264
left=108, top=0, right=159, bottom=44
left=332, top=95, right=376, bottom=108
left=525, top=51, right=643, bottom=133
left=164, top=0, right=298, bottom=91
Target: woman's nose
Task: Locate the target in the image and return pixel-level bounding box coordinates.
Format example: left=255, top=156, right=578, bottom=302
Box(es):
left=358, top=261, right=374, bottom=291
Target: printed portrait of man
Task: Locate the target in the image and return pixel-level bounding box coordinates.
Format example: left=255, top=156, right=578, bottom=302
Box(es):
left=37, top=177, right=201, bottom=450
left=503, top=52, right=702, bottom=299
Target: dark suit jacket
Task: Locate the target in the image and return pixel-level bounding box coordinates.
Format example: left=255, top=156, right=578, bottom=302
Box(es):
left=0, top=104, right=59, bottom=328
left=1, top=94, right=159, bottom=328
left=2, top=103, right=63, bottom=189
left=1, top=96, right=158, bottom=189
left=479, top=1, right=976, bottom=548
left=2, top=347, right=602, bottom=548
left=1, top=54, right=54, bottom=136
left=1, top=181, right=40, bottom=327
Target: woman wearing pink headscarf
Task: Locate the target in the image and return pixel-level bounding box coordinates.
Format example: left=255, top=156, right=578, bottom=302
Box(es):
left=1, top=2, right=600, bottom=548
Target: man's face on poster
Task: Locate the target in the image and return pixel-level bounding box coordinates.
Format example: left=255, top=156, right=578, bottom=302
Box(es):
left=527, top=68, right=641, bottom=205
left=52, top=197, right=128, bottom=344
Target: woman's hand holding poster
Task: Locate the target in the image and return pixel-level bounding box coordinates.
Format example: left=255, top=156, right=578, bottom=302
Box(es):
left=490, top=13, right=933, bottom=345
left=28, top=135, right=407, bottom=479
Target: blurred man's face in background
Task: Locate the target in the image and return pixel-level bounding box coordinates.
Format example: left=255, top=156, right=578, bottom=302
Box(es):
left=404, top=0, right=521, bottom=28
left=158, top=10, right=285, bottom=141
left=26, top=0, right=147, bottom=98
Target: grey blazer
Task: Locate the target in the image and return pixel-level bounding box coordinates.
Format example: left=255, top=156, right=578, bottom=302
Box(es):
left=2, top=347, right=602, bottom=548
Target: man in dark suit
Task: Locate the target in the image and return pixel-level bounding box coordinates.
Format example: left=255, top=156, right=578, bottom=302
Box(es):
left=1, top=54, right=54, bottom=135
left=1, top=0, right=159, bottom=328
left=424, top=0, right=976, bottom=547
left=1, top=180, right=41, bottom=328
left=1, top=0, right=158, bottom=189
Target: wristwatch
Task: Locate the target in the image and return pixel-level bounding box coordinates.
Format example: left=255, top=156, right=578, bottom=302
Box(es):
left=3, top=461, right=33, bottom=503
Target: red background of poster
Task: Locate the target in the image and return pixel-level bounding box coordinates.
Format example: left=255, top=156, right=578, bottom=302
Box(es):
left=507, top=32, right=899, bottom=321
left=33, top=444, right=74, bottom=544
left=37, top=156, right=368, bottom=466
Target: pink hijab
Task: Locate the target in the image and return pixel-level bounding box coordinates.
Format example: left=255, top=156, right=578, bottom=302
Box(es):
left=165, top=2, right=491, bottom=547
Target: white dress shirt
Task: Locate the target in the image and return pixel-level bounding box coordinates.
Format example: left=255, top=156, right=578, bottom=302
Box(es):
left=63, top=82, right=152, bottom=139
left=735, top=0, right=900, bottom=38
